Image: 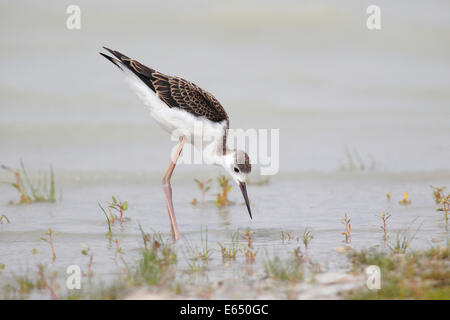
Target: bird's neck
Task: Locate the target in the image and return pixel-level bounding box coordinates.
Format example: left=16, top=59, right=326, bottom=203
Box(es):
left=202, top=141, right=233, bottom=167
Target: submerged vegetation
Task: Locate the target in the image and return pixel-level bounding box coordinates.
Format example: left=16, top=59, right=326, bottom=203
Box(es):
left=81, top=243, right=94, bottom=279
left=215, top=175, right=233, bottom=207
left=0, top=161, right=448, bottom=300
left=218, top=231, right=239, bottom=262
left=99, top=203, right=113, bottom=238
left=129, top=230, right=177, bottom=287
left=433, top=186, right=449, bottom=224
left=431, top=186, right=446, bottom=204
left=108, top=196, right=129, bottom=223
left=1, top=160, right=56, bottom=204
left=98, top=196, right=130, bottom=238
left=40, top=229, right=58, bottom=262
left=263, top=249, right=304, bottom=282
left=193, top=178, right=212, bottom=204
left=387, top=226, right=418, bottom=254
left=377, top=211, right=391, bottom=241
left=240, top=228, right=258, bottom=264
left=184, top=227, right=213, bottom=274
left=339, top=148, right=376, bottom=172
left=341, top=213, right=351, bottom=244
left=398, top=192, right=412, bottom=206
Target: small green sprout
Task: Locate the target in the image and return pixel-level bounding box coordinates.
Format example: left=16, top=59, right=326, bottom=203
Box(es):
left=108, top=196, right=129, bottom=223
left=194, top=178, right=212, bottom=204
left=436, top=194, right=449, bottom=224
left=215, top=175, right=232, bottom=207
left=341, top=213, right=351, bottom=244
left=99, top=203, right=113, bottom=238
left=81, top=243, right=94, bottom=278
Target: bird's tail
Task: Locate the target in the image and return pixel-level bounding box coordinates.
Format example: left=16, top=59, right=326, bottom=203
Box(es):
left=100, top=46, right=157, bottom=74
left=99, top=48, right=125, bottom=70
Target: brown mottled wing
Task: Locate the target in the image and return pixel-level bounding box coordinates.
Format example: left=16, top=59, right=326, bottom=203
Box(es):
left=152, top=72, right=229, bottom=125
left=101, top=47, right=229, bottom=126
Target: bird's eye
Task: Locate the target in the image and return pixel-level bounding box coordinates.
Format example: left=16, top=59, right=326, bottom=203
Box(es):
left=234, top=167, right=240, bottom=173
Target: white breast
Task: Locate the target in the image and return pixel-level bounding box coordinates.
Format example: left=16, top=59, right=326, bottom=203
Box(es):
left=123, top=70, right=227, bottom=159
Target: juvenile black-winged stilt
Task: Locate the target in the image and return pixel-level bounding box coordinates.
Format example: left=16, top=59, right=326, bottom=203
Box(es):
left=100, top=47, right=252, bottom=241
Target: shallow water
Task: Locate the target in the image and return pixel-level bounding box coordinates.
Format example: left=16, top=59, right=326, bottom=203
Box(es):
left=0, top=1, right=449, bottom=297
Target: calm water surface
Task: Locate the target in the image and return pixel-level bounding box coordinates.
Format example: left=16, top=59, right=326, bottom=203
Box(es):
left=0, top=1, right=449, bottom=295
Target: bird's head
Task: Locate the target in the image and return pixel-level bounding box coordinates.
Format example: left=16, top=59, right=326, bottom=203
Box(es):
left=222, top=149, right=252, bottom=219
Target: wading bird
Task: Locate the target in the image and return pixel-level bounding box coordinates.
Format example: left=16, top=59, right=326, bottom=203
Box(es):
left=100, top=47, right=252, bottom=241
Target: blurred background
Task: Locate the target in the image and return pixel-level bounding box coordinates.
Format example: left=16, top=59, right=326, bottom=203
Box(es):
left=1, top=0, right=449, bottom=175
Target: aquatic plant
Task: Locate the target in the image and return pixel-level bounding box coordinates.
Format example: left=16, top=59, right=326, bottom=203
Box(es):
left=281, top=231, right=294, bottom=244
left=431, top=186, right=446, bottom=204
left=3, top=263, right=61, bottom=300
left=1, top=160, right=56, bottom=204
left=347, top=247, right=396, bottom=273
left=377, top=211, right=391, bottom=241
left=302, top=227, right=314, bottom=250
left=239, top=228, right=258, bottom=264
left=241, top=246, right=258, bottom=264
left=386, top=192, right=391, bottom=201
left=138, top=224, right=151, bottom=250
left=199, top=227, right=213, bottom=262
left=0, top=263, right=5, bottom=274
left=388, top=225, right=419, bottom=254
left=339, top=148, right=376, bottom=172
left=114, top=239, right=124, bottom=255
left=398, top=192, right=411, bottom=206
left=436, top=193, right=449, bottom=224
left=130, top=228, right=177, bottom=286
left=0, top=214, right=10, bottom=224
left=218, top=231, right=239, bottom=262
left=108, top=196, right=129, bottom=223
left=341, top=213, right=351, bottom=244
left=263, top=250, right=304, bottom=282
left=36, top=263, right=60, bottom=300
left=184, top=227, right=212, bottom=274
left=218, top=243, right=237, bottom=261
left=1, top=164, right=31, bottom=204
left=40, top=229, right=58, bottom=262
left=301, top=227, right=314, bottom=263
left=81, top=243, right=94, bottom=278
left=215, top=175, right=232, bottom=207
left=194, top=178, right=212, bottom=204
left=242, top=228, right=254, bottom=248
left=99, top=203, right=113, bottom=238
left=10, top=274, right=36, bottom=299
left=293, top=246, right=303, bottom=260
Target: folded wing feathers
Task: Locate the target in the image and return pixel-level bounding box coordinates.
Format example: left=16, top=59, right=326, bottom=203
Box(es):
left=101, top=47, right=229, bottom=126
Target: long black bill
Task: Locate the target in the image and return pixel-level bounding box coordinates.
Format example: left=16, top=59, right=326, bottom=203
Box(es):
left=239, top=181, right=252, bottom=219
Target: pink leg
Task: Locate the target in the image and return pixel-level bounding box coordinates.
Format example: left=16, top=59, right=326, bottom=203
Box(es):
left=162, top=137, right=185, bottom=242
